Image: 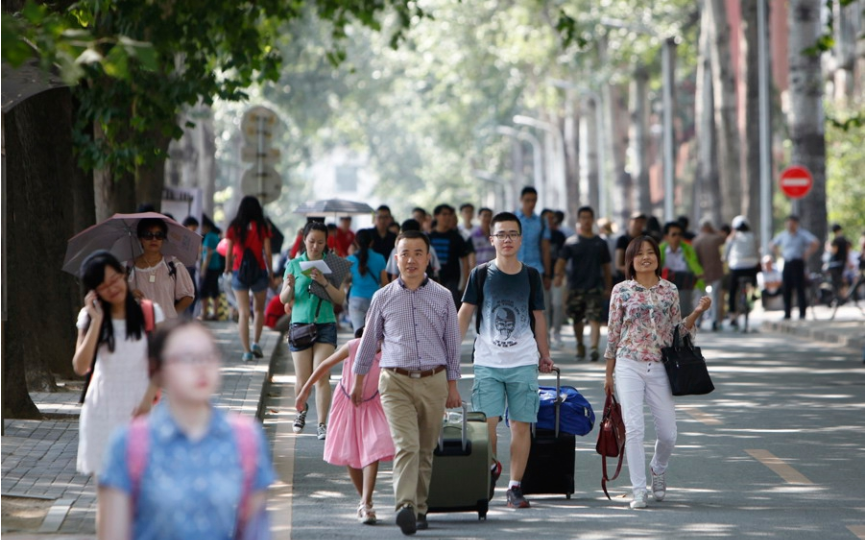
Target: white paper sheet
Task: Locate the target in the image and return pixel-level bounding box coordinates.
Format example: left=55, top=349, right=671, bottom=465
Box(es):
left=299, top=259, right=332, bottom=275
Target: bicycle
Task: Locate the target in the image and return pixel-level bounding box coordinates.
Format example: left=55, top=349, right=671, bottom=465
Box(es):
left=829, top=268, right=865, bottom=321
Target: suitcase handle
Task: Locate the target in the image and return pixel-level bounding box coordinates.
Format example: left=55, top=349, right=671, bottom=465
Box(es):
left=438, top=401, right=469, bottom=453
left=532, top=366, right=563, bottom=438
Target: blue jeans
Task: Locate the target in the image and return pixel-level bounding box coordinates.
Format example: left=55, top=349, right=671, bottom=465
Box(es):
left=348, top=296, right=372, bottom=333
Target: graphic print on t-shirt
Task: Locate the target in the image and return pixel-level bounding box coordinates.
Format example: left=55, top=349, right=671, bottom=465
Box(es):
left=463, top=262, right=544, bottom=368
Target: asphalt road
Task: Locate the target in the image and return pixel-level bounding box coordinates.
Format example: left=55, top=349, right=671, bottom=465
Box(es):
left=265, top=326, right=865, bottom=540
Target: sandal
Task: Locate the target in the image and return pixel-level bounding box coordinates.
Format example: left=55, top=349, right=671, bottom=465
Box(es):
left=357, top=501, right=376, bottom=525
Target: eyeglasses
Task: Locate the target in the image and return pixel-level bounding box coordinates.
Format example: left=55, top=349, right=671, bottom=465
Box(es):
left=140, top=232, right=167, bottom=241
left=491, top=233, right=522, bottom=240
left=96, top=273, right=125, bottom=294
left=164, top=351, right=221, bottom=366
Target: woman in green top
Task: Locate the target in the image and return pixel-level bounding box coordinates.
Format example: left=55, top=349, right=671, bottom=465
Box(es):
left=280, top=221, right=347, bottom=441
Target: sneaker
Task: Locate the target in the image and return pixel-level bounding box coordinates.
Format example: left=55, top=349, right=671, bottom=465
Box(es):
left=630, top=490, right=648, bottom=509
left=651, top=469, right=666, bottom=501
left=241, top=352, right=255, bottom=362
left=506, top=486, right=531, bottom=509
left=590, top=348, right=600, bottom=362
left=251, top=343, right=264, bottom=358
left=317, top=423, right=327, bottom=441
left=489, top=460, right=502, bottom=500
left=416, top=513, right=428, bottom=530
left=396, top=505, right=417, bottom=535
left=358, top=501, right=376, bottom=525
left=576, top=343, right=586, bottom=360
left=293, top=404, right=308, bottom=434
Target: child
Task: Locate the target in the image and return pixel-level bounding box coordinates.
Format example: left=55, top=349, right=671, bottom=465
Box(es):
left=98, top=319, right=276, bottom=540
left=295, top=327, right=394, bottom=525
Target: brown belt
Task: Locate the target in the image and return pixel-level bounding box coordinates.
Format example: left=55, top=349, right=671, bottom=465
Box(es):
left=385, top=366, right=446, bottom=379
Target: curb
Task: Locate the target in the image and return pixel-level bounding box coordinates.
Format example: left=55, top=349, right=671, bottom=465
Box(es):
left=761, top=320, right=865, bottom=353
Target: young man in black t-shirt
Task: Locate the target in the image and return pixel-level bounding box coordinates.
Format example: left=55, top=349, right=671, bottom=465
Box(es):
left=428, top=204, right=473, bottom=307
left=555, top=206, right=612, bottom=361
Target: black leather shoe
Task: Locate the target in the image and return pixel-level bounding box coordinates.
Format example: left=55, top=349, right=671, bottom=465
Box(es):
left=416, top=513, right=428, bottom=530
left=396, top=505, right=417, bottom=535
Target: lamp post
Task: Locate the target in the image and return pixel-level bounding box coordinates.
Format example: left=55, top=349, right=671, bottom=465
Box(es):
left=512, top=115, right=566, bottom=209
left=473, top=169, right=508, bottom=210
left=496, top=126, right=543, bottom=207
left=547, top=80, right=608, bottom=219
left=758, top=0, right=772, bottom=253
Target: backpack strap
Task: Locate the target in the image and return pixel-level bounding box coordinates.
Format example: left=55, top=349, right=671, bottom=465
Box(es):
left=127, top=416, right=150, bottom=509
left=473, top=262, right=492, bottom=333
left=526, top=265, right=541, bottom=335
left=140, top=299, right=156, bottom=334
left=229, top=414, right=259, bottom=527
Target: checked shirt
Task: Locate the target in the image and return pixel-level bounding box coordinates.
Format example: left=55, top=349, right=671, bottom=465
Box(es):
left=354, top=276, right=461, bottom=381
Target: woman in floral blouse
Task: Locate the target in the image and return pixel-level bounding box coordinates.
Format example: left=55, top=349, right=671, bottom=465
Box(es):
left=604, top=235, right=710, bottom=509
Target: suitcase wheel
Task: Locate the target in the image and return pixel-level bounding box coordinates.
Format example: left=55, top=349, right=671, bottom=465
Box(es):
left=566, top=494, right=571, bottom=500
left=478, top=499, right=488, bottom=520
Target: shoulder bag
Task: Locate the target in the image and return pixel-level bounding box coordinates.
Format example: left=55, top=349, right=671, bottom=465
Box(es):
left=660, top=326, right=715, bottom=396
left=287, top=293, right=323, bottom=349
left=595, top=393, right=626, bottom=499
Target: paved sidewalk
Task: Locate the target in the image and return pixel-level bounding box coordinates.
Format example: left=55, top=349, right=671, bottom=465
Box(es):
left=1, top=320, right=281, bottom=538
left=755, top=302, right=865, bottom=353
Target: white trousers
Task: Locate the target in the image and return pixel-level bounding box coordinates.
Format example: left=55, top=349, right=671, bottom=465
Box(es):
left=615, top=357, right=677, bottom=495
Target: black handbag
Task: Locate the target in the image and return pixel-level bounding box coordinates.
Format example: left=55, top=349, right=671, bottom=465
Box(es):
left=287, top=295, right=323, bottom=349
left=660, top=326, right=715, bottom=396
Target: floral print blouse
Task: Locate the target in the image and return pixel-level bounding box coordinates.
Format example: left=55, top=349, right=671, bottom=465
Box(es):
left=604, top=279, right=696, bottom=362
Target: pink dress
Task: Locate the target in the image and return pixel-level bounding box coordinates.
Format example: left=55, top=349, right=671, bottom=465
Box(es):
left=323, top=339, right=395, bottom=469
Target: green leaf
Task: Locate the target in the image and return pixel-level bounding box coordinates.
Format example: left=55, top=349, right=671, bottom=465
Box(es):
left=21, top=0, right=47, bottom=24
left=103, top=46, right=129, bottom=79
left=119, top=36, right=158, bottom=71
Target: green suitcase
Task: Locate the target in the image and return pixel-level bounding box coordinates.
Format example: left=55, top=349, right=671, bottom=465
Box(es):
left=426, top=403, right=490, bottom=520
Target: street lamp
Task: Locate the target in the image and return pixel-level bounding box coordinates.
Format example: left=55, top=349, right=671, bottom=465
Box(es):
left=547, top=79, right=608, bottom=219
left=473, top=169, right=508, bottom=210
left=600, top=18, right=677, bottom=221
left=496, top=125, right=543, bottom=206
left=512, top=115, right=567, bottom=209
left=757, top=0, right=772, bottom=253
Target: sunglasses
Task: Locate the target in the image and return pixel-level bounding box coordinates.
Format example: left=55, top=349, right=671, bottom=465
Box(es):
left=140, top=232, right=167, bottom=241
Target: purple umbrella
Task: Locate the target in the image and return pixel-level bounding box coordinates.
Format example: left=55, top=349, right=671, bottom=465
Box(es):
left=63, top=212, right=201, bottom=276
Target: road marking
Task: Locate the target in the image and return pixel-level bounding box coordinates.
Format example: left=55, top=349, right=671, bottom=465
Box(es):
left=746, top=449, right=813, bottom=484
left=848, top=526, right=865, bottom=539
left=38, top=498, right=73, bottom=532
left=681, top=406, right=722, bottom=425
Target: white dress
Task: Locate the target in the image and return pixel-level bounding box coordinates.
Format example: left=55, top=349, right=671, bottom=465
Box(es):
left=76, top=305, right=165, bottom=475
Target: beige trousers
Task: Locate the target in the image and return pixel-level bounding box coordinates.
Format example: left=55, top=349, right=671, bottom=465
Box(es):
left=379, top=368, right=449, bottom=515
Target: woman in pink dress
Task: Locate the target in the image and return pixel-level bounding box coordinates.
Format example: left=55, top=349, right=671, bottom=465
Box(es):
left=295, top=327, right=394, bottom=525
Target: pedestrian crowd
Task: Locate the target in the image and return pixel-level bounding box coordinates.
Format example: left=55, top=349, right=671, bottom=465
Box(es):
left=68, top=190, right=864, bottom=538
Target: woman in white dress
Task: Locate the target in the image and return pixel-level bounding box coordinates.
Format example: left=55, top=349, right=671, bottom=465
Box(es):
left=72, top=251, right=164, bottom=476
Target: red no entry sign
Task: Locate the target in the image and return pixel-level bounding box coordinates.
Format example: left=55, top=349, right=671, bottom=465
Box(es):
left=779, top=165, right=813, bottom=199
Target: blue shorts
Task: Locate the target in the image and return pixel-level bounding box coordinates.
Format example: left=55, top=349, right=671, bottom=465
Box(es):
left=288, top=322, right=338, bottom=352
left=231, top=270, right=269, bottom=293
left=472, top=364, right=539, bottom=423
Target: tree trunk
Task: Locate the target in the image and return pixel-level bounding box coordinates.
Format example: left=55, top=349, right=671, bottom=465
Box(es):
left=695, top=5, right=723, bottom=227
left=741, top=0, right=772, bottom=239
left=584, top=96, right=600, bottom=214
left=832, top=0, right=860, bottom=105
left=196, top=107, right=218, bottom=217
left=607, top=82, right=632, bottom=231
left=93, top=123, right=136, bottom=221
left=3, top=87, right=84, bottom=418
left=629, top=66, right=651, bottom=214
left=136, top=129, right=171, bottom=211
left=563, top=99, right=581, bottom=226
left=708, top=0, right=744, bottom=224
left=788, top=0, right=828, bottom=272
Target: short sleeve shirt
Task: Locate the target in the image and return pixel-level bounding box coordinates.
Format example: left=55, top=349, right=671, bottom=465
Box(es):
left=770, top=228, right=817, bottom=261
left=127, top=257, right=196, bottom=319
left=516, top=210, right=551, bottom=272
left=347, top=251, right=387, bottom=300
left=558, top=234, right=611, bottom=291
left=429, top=229, right=471, bottom=282
left=286, top=253, right=337, bottom=324
left=462, top=263, right=544, bottom=368
left=99, top=404, right=276, bottom=540
left=370, top=229, right=397, bottom=258
left=202, top=232, right=223, bottom=271
left=226, top=223, right=271, bottom=271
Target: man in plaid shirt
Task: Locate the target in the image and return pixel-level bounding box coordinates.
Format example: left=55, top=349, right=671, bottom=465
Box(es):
left=353, top=230, right=462, bottom=535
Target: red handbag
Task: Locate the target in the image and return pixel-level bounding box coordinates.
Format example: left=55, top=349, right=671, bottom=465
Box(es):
left=595, top=393, right=626, bottom=499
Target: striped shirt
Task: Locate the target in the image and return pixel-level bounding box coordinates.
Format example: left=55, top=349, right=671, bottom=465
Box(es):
left=354, top=276, right=461, bottom=381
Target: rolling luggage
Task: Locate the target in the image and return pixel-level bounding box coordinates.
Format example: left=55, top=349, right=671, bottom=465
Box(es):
left=520, top=367, right=594, bottom=498
left=427, top=402, right=490, bottom=520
